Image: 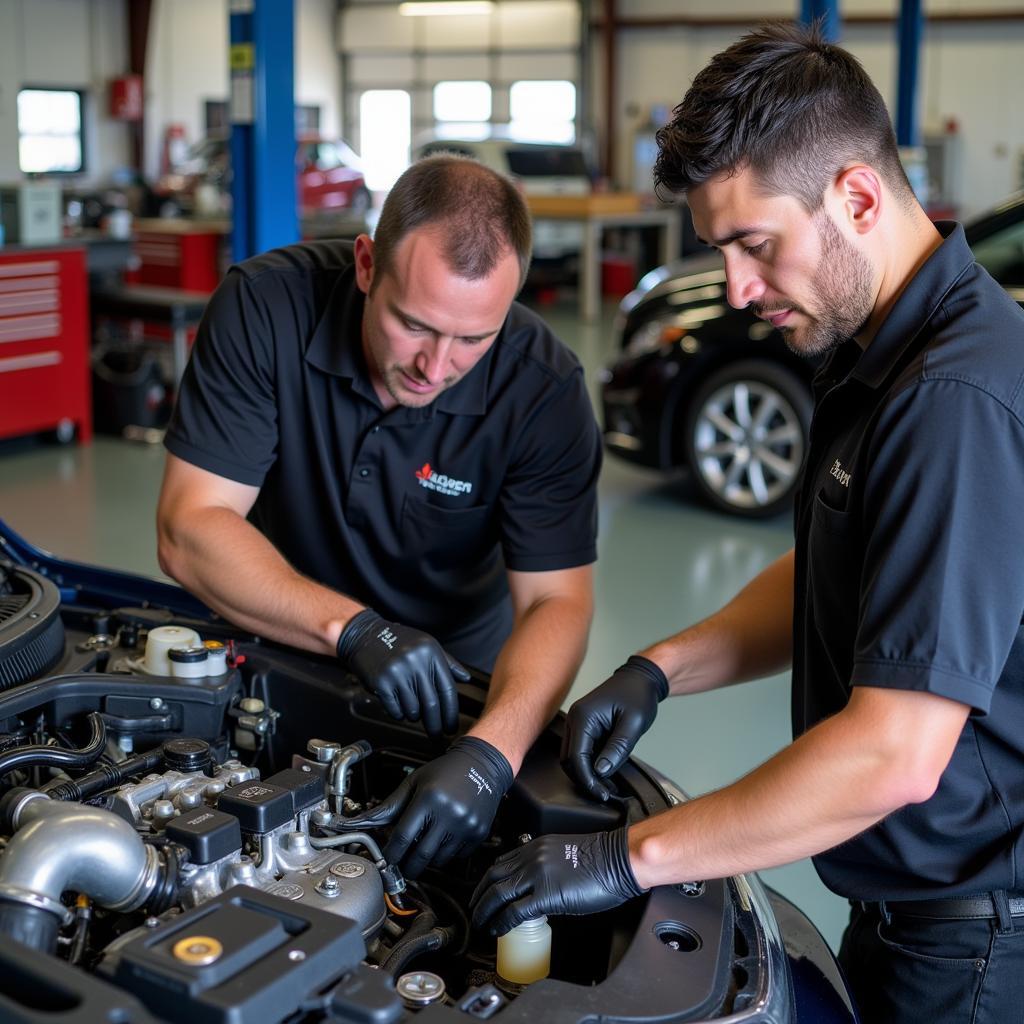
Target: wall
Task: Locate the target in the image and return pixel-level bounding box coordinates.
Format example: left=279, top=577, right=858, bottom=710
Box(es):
left=0, top=0, right=130, bottom=186
left=145, top=0, right=341, bottom=179
left=602, top=0, right=1024, bottom=217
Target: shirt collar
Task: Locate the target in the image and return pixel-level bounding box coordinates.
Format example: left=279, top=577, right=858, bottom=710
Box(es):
left=305, top=267, right=497, bottom=418
left=429, top=338, right=495, bottom=417
left=850, top=222, right=974, bottom=389
left=304, top=264, right=380, bottom=404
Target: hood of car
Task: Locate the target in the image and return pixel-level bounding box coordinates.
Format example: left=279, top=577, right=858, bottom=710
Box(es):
left=615, top=251, right=779, bottom=358
left=619, top=251, right=725, bottom=317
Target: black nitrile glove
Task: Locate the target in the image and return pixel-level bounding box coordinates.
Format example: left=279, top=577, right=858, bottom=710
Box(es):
left=471, top=827, right=645, bottom=936
left=337, top=609, right=470, bottom=738
left=337, top=736, right=513, bottom=878
left=561, top=655, right=669, bottom=801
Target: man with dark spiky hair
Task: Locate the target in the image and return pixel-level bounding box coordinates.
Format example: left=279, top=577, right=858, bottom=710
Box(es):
left=473, top=24, right=1024, bottom=1020
left=158, top=155, right=601, bottom=881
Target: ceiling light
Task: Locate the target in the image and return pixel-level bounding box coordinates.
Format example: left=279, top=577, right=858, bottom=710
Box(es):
left=399, top=1, right=495, bottom=15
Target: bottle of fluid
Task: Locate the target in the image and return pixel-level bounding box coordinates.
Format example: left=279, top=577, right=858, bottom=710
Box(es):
left=496, top=915, right=551, bottom=985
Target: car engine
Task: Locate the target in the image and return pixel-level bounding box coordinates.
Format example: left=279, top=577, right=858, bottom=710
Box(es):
left=0, top=549, right=855, bottom=1024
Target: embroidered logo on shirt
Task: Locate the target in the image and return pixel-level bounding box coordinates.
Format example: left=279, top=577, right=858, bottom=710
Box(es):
left=830, top=459, right=852, bottom=488
left=415, top=462, right=474, bottom=497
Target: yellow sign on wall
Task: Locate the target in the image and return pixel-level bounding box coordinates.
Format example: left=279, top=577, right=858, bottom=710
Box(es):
left=229, top=43, right=254, bottom=72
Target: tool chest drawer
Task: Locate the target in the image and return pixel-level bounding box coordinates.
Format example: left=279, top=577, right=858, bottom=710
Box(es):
left=0, top=247, right=92, bottom=444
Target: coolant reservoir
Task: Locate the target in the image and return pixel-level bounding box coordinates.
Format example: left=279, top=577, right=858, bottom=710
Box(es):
left=496, top=916, right=551, bottom=985
left=143, top=625, right=202, bottom=675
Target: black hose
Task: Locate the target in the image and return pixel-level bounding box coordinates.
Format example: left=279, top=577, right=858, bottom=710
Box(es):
left=408, top=880, right=470, bottom=952
left=383, top=925, right=457, bottom=975
left=146, top=845, right=182, bottom=915
left=0, top=713, right=106, bottom=781
left=42, top=747, right=165, bottom=802
left=379, top=903, right=437, bottom=971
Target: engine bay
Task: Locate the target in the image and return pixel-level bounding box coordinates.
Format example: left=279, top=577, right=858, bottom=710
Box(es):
left=0, top=551, right=814, bottom=1024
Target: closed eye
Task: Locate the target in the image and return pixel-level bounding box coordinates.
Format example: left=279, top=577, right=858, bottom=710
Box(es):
left=744, top=240, right=769, bottom=257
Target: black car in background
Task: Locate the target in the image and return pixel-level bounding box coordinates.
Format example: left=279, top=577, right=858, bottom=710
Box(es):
left=601, top=193, right=1024, bottom=517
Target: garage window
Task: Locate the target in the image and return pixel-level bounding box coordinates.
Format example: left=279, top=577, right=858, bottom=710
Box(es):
left=18, top=88, right=85, bottom=174
left=509, top=80, right=575, bottom=143
left=360, top=90, right=411, bottom=191
left=433, top=81, right=492, bottom=137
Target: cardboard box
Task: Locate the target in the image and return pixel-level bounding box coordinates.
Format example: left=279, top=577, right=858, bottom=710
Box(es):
left=0, top=181, right=63, bottom=245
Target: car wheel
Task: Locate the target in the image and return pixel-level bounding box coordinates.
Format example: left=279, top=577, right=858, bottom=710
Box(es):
left=683, top=359, right=811, bottom=518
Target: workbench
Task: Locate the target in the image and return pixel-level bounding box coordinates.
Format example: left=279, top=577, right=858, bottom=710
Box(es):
left=525, top=194, right=682, bottom=322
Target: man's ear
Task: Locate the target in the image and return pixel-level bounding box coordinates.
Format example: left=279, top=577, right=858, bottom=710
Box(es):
left=832, top=165, right=883, bottom=236
left=353, top=233, right=376, bottom=295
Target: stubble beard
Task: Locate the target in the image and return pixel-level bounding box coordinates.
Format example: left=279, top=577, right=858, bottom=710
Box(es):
left=777, top=212, right=875, bottom=360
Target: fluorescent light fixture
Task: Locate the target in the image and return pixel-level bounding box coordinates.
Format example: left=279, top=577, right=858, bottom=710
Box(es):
left=399, top=1, right=495, bottom=15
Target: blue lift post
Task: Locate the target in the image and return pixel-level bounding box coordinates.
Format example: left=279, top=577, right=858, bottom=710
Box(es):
left=800, top=0, right=840, bottom=42
left=896, top=0, right=924, bottom=147
left=229, top=0, right=298, bottom=263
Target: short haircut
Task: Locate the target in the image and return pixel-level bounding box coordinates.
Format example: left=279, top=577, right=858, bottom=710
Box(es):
left=654, top=21, right=914, bottom=211
left=372, top=154, right=533, bottom=290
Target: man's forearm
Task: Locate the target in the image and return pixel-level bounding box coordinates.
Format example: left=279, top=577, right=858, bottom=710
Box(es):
left=626, top=686, right=969, bottom=889
left=158, top=505, right=363, bottom=654
left=468, top=593, right=592, bottom=774
left=643, top=549, right=795, bottom=696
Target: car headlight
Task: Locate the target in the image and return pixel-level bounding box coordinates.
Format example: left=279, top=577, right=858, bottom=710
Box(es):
left=624, top=320, right=689, bottom=359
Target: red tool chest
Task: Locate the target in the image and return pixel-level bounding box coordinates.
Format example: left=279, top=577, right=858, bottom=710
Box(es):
left=129, top=219, right=227, bottom=293
left=0, top=246, right=92, bottom=444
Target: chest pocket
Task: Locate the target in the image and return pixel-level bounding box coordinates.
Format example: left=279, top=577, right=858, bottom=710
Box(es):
left=808, top=489, right=863, bottom=685
left=400, top=496, right=495, bottom=568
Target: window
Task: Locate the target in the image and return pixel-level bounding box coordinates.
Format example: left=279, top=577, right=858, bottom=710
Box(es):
left=433, top=81, right=492, bottom=125
left=509, top=80, right=575, bottom=144
left=359, top=90, right=411, bottom=191
left=18, top=88, right=84, bottom=174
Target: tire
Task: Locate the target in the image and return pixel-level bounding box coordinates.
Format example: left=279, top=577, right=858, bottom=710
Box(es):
left=682, top=359, right=812, bottom=518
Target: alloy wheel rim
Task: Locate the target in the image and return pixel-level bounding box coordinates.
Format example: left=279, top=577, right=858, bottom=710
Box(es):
left=692, top=379, right=805, bottom=510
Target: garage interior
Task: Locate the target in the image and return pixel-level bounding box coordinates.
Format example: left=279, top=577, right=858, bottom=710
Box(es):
left=2, top=0, right=1023, bottom=977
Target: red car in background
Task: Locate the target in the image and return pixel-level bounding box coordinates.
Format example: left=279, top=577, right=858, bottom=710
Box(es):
left=155, top=134, right=371, bottom=220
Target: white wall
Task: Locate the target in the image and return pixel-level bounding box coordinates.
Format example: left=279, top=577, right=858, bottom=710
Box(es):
left=0, top=0, right=130, bottom=185
left=0, top=0, right=341, bottom=186
left=144, top=0, right=341, bottom=179
left=601, top=0, right=1024, bottom=216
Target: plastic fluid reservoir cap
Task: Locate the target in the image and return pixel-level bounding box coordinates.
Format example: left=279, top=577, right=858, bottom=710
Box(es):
left=203, top=640, right=228, bottom=675
left=496, top=915, right=551, bottom=985
left=168, top=645, right=209, bottom=679
left=143, top=625, right=202, bottom=676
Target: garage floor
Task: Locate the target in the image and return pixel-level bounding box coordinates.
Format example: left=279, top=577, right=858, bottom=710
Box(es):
left=0, top=296, right=850, bottom=951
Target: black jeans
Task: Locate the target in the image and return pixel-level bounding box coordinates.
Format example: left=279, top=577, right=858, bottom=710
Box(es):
left=838, top=899, right=1024, bottom=1023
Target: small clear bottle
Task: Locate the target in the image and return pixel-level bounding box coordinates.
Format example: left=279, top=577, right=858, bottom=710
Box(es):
left=496, top=915, right=552, bottom=985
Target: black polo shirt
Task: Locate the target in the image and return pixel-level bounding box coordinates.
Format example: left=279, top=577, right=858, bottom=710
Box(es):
left=164, top=240, right=601, bottom=672
left=792, top=223, right=1024, bottom=900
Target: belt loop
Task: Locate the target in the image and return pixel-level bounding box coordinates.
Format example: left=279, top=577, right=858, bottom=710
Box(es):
left=993, top=890, right=1014, bottom=934
left=878, top=899, right=892, bottom=926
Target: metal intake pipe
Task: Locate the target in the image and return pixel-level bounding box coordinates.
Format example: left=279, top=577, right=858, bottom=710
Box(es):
left=0, top=794, right=159, bottom=950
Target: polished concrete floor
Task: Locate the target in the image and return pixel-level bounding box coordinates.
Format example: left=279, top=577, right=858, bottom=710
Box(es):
left=0, top=296, right=850, bottom=951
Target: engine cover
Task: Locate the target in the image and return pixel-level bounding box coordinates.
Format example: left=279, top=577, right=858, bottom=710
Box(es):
left=99, top=886, right=370, bottom=1024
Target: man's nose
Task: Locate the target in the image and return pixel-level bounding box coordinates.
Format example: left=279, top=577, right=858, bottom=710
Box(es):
left=415, top=339, right=453, bottom=383
left=725, top=257, right=766, bottom=310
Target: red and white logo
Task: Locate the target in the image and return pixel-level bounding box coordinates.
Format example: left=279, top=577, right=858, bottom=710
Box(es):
left=415, top=463, right=473, bottom=497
